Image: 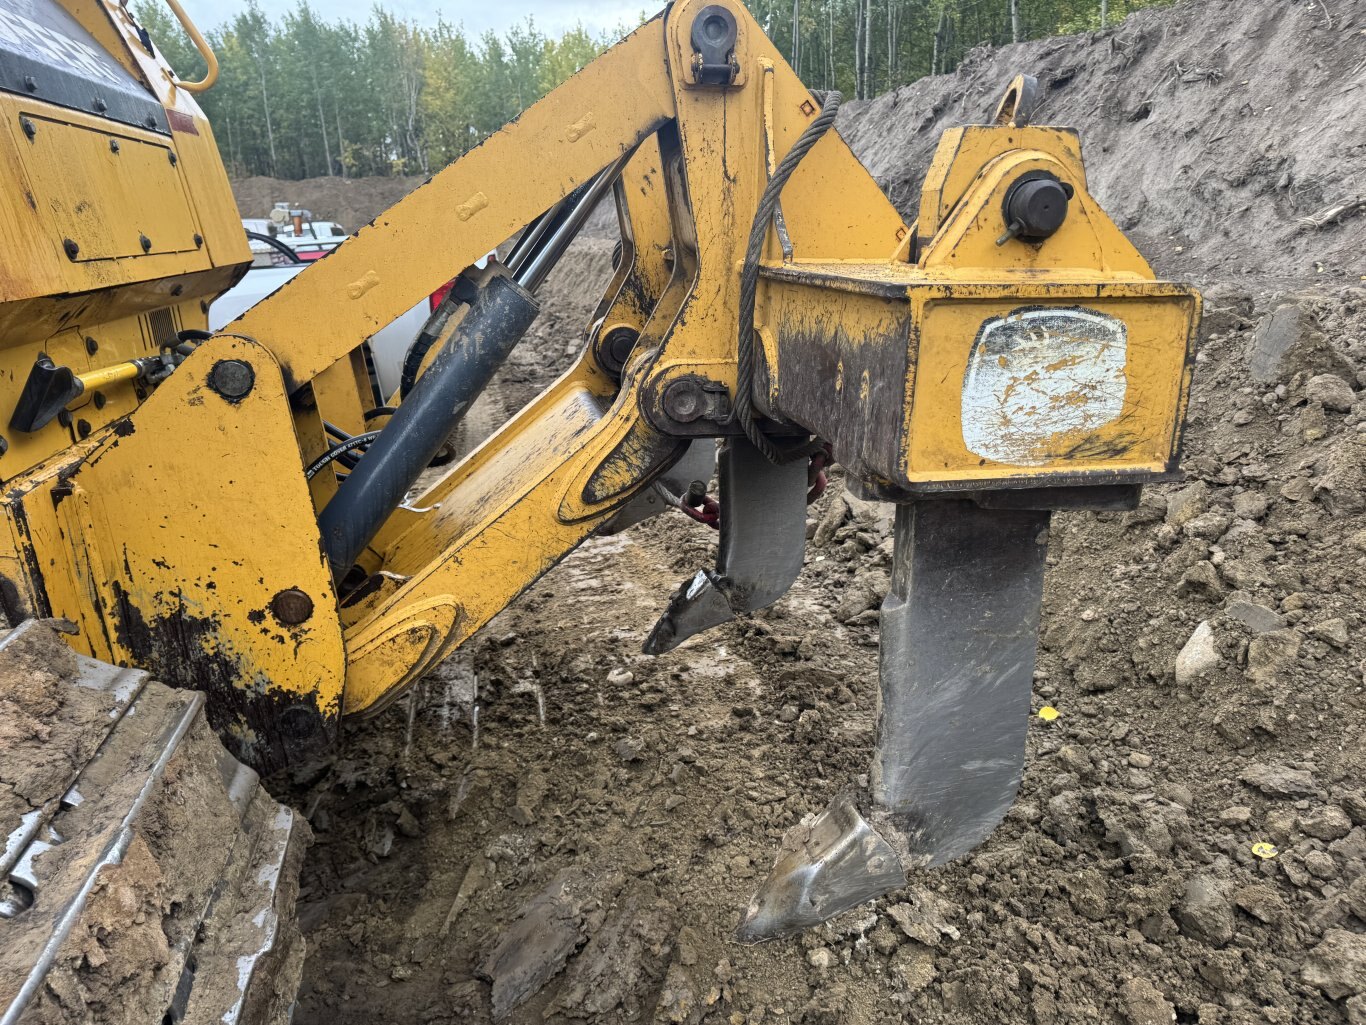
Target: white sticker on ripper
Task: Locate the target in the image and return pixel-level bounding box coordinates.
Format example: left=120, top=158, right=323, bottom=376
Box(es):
left=961, top=307, right=1128, bottom=466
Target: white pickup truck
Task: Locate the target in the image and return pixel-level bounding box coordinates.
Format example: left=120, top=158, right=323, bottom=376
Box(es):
left=210, top=224, right=471, bottom=399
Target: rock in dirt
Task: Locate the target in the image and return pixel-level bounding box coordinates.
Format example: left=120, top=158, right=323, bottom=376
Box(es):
left=479, top=870, right=588, bottom=1019
left=1118, top=977, right=1175, bottom=1025
left=1304, top=374, right=1357, bottom=413
left=1174, top=621, right=1219, bottom=685
left=1164, top=482, right=1209, bottom=528
left=1233, top=491, right=1270, bottom=521
left=547, top=887, right=672, bottom=1019
left=1248, top=306, right=1353, bottom=386
left=889, top=943, right=937, bottom=993
left=1302, top=929, right=1366, bottom=1000
left=1246, top=629, right=1302, bottom=682
left=1239, top=762, right=1320, bottom=798
left=1311, top=618, right=1349, bottom=649
left=1299, top=806, right=1353, bottom=842
left=1174, top=873, right=1234, bottom=947
left=1223, top=600, right=1286, bottom=634
left=1344, top=793, right=1366, bottom=827
left=834, top=569, right=888, bottom=623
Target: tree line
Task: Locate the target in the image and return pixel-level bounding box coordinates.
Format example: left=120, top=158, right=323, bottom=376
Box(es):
left=136, top=0, right=1175, bottom=181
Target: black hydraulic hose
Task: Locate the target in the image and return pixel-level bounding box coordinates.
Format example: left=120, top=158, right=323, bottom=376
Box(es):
left=317, top=273, right=540, bottom=578
left=305, top=431, right=382, bottom=480
left=245, top=230, right=304, bottom=263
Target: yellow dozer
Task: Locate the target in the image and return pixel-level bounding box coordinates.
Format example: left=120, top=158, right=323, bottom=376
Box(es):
left=0, top=0, right=1198, bottom=1019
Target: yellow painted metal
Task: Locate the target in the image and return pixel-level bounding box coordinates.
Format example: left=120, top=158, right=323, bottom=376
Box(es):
left=232, top=16, right=678, bottom=394
left=591, top=136, right=674, bottom=345
left=0, top=336, right=347, bottom=763
left=906, top=286, right=1195, bottom=484
left=155, top=0, right=220, bottom=93
left=311, top=351, right=374, bottom=437
left=341, top=353, right=642, bottom=714
left=756, top=122, right=1197, bottom=493
left=0, top=301, right=201, bottom=478
left=0, top=0, right=1198, bottom=756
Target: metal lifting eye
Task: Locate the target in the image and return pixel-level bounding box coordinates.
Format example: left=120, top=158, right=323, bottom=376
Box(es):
left=690, top=5, right=739, bottom=85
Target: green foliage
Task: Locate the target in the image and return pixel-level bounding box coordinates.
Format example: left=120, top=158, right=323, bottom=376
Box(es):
left=134, top=0, right=1176, bottom=180
left=744, top=0, right=1179, bottom=99
left=132, top=1, right=625, bottom=179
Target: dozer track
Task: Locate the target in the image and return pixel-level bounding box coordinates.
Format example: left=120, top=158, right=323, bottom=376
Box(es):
left=0, top=621, right=308, bottom=1025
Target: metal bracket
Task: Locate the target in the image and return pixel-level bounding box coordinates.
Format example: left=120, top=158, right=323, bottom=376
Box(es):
left=689, top=5, right=740, bottom=86
left=643, top=438, right=806, bottom=654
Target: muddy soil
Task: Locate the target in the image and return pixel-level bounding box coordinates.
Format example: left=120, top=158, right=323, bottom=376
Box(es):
left=274, top=1, right=1366, bottom=1023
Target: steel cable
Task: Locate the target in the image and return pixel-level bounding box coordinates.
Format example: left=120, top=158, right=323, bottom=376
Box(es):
left=733, top=90, right=842, bottom=463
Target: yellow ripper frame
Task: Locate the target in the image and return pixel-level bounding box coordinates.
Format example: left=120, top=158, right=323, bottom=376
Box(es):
left=0, top=0, right=1197, bottom=768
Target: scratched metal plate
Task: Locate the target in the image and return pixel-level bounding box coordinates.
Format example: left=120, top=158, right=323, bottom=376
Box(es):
left=961, top=307, right=1128, bottom=466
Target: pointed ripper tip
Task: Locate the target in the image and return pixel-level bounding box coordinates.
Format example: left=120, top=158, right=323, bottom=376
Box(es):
left=734, top=795, right=907, bottom=944
left=736, top=500, right=1051, bottom=943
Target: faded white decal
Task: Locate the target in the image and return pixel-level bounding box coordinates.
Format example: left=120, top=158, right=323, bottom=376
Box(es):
left=0, top=8, right=128, bottom=88
left=961, top=307, right=1128, bottom=466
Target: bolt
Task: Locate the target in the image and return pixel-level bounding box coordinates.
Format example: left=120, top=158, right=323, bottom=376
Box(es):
left=93, top=391, right=106, bottom=410
left=57, top=410, right=72, bottom=429
left=22, top=75, right=36, bottom=92
left=0, top=436, right=9, bottom=457
left=168, top=150, right=177, bottom=166
left=76, top=419, right=91, bottom=439
left=143, top=115, right=156, bottom=128
left=208, top=359, right=255, bottom=401
left=109, top=138, right=120, bottom=154
left=62, top=238, right=79, bottom=260
left=270, top=587, right=314, bottom=625
left=85, top=336, right=98, bottom=355
left=662, top=378, right=707, bottom=423
left=193, top=233, right=203, bottom=248
left=139, top=233, right=152, bottom=253
left=93, top=97, right=107, bottom=113
left=601, top=326, right=639, bottom=372
left=20, top=117, right=35, bottom=140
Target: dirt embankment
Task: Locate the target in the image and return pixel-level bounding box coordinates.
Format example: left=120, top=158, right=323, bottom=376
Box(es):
left=838, top=0, right=1365, bottom=289
left=276, top=1, right=1366, bottom=1024
left=231, top=175, right=427, bottom=230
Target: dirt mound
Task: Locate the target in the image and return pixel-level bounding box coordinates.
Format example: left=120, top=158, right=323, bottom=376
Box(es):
left=838, top=0, right=1366, bottom=289
left=231, top=175, right=427, bottom=230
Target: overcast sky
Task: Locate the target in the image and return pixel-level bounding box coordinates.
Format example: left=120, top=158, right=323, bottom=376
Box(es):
left=176, top=0, right=651, bottom=40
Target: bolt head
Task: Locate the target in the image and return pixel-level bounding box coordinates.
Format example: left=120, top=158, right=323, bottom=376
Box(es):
left=208, top=359, right=255, bottom=401
left=663, top=379, right=706, bottom=423
left=270, top=587, right=314, bottom=625
left=601, top=326, right=639, bottom=371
